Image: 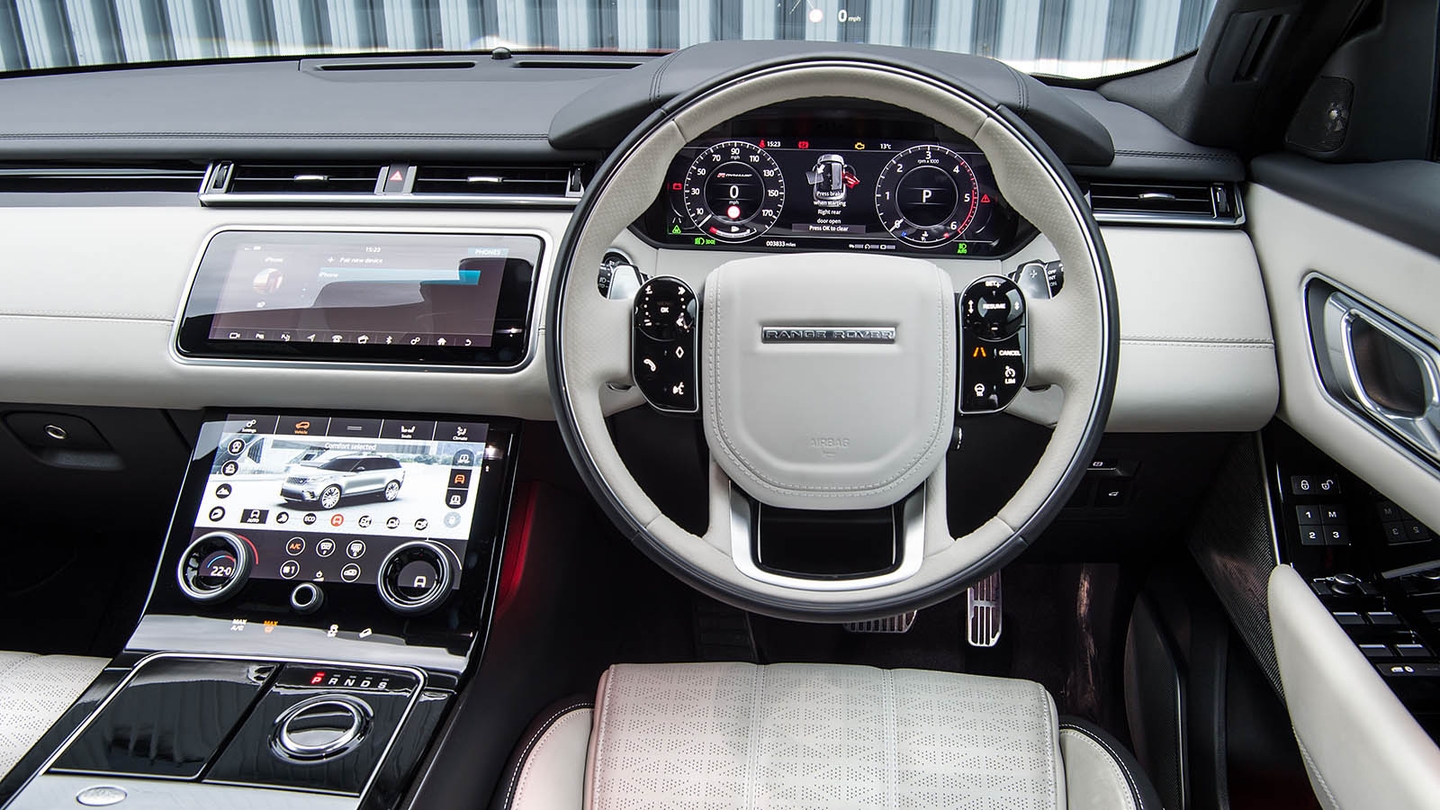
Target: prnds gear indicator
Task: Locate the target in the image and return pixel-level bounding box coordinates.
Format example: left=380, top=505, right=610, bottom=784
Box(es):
left=873, top=145, right=981, bottom=247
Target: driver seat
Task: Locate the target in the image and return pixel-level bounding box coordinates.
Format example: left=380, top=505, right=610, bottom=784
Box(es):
left=494, top=662, right=1160, bottom=810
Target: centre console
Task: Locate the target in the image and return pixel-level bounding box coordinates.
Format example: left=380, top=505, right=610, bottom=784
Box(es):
left=4, top=409, right=519, bottom=810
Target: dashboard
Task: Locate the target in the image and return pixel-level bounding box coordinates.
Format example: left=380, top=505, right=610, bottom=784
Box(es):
left=636, top=104, right=1033, bottom=257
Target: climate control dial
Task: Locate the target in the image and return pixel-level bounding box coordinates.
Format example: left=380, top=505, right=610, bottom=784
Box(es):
left=177, top=531, right=253, bottom=603
left=376, top=540, right=454, bottom=615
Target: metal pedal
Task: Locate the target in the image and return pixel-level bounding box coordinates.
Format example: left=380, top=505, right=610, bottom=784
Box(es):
left=966, top=571, right=1003, bottom=647
left=843, top=611, right=917, bottom=634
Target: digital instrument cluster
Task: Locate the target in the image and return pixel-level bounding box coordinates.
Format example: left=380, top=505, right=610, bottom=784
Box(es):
left=639, top=129, right=1031, bottom=257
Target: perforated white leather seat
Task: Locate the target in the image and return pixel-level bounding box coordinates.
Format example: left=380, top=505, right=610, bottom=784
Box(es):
left=494, top=662, right=1160, bottom=810
left=0, top=653, right=106, bottom=780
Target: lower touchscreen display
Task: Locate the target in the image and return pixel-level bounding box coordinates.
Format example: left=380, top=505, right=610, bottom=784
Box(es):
left=177, top=231, right=542, bottom=366
left=188, top=413, right=490, bottom=589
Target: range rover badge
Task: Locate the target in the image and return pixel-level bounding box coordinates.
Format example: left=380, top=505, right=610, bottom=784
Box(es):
left=761, top=326, right=897, bottom=344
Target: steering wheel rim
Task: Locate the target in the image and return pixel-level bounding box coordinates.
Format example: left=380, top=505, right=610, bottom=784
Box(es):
left=548, top=56, right=1118, bottom=622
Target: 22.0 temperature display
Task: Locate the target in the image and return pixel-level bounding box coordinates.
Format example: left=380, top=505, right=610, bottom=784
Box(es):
left=682, top=141, right=787, bottom=241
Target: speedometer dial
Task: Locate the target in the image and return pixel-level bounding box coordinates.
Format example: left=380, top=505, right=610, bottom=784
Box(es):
left=874, top=145, right=980, bottom=247
left=682, top=141, right=785, bottom=242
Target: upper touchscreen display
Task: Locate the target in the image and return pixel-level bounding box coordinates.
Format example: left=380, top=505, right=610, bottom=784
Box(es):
left=190, top=413, right=489, bottom=587
left=209, top=238, right=506, bottom=347
left=178, top=232, right=541, bottom=366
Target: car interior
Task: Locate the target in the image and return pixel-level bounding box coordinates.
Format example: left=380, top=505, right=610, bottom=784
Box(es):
left=0, top=0, right=1438, bottom=808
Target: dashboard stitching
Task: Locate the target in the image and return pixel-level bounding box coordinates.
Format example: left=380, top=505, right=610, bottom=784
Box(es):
left=649, top=54, right=672, bottom=103
left=1010, top=66, right=1030, bottom=114
left=709, top=266, right=949, bottom=497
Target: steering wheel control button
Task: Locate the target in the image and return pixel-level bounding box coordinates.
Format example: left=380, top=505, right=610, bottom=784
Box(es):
left=176, top=531, right=253, bottom=604
left=289, top=582, right=324, bottom=614
left=962, top=275, right=1025, bottom=340
left=633, top=277, right=700, bottom=414
left=271, top=694, right=372, bottom=762
left=959, top=276, right=1027, bottom=413
left=75, top=786, right=127, bottom=806
left=377, top=540, right=454, bottom=615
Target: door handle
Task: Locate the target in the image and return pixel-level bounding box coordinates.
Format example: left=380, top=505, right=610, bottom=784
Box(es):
left=1318, top=290, right=1440, bottom=461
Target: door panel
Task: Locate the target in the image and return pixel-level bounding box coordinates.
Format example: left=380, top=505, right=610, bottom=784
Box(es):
left=1246, top=183, right=1440, bottom=530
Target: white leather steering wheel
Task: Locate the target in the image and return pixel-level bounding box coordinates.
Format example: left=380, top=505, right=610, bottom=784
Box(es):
left=548, top=58, right=1117, bottom=621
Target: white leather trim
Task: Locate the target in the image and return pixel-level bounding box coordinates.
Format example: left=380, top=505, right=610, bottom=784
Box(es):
left=1268, top=565, right=1440, bottom=809
left=584, top=662, right=1064, bottom=810
left=0, top=653, right=105, bottom=780
left=1058, top=726, right=1139, bottom=810
left=1247, top=185, right=1440, bottom=529
left=509, top=706, right=593, bottom=810
left=0, top=206, right=565, bottom=417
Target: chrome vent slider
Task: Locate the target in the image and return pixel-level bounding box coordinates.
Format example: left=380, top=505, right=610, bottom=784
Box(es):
left=202, top=159, right=585, bottom=206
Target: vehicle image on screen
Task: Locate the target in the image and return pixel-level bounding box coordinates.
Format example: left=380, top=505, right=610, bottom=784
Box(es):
left=281, top=455, right=405, bottom=509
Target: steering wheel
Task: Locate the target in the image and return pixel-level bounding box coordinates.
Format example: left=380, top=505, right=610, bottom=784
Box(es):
left=548, top=58, right=1117, bottom=621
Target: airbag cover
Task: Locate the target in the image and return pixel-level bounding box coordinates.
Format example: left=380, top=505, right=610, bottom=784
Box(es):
left=702, top=253, right=955, bottom=511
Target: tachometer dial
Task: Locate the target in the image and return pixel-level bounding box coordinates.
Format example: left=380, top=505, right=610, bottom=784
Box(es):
left=874, top=145, right=980, bottom=247
left=682, top=141, right=785, bottom=242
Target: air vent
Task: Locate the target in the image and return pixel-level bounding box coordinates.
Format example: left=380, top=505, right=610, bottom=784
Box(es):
left=223, top=163, right=384, bottom=195
left=1086, top=181, right=1243, bottom=226
left=202, top=161, right=583, bottom=207
left=0, top=165, right=205, bottom=193
left=411, top=164, right=582, bottom=199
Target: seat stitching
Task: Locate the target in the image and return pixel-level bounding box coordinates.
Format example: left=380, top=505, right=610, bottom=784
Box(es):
left=591, top=668, right=618, bottom=809
left=883, top=669, right=897, bottom=810
left=1038, top=684, right=1059, bottom=809
left=1059, top=723, right=1143, bottom=810
left=509, top=707, right=593, bottom=810
left=500, top=702, right=593, bottom=810
left=745, top=665, right=763, bottom=810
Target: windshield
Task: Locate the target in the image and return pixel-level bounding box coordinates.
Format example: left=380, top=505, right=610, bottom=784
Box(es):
left=318, top=458, right=358, bottom=472
left=0, top=1, right=1213, bottom=80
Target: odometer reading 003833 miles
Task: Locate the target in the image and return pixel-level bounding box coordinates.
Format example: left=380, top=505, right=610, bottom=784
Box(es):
left=873, top=145, right=981, bottom=247
left=682, top=140, right=786, bottom=241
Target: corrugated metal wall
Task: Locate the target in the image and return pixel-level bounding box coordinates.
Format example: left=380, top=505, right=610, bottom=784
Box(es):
left=0, top=0, right=1216, bottom=78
